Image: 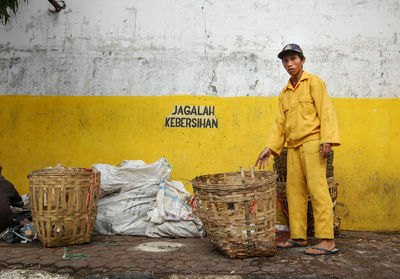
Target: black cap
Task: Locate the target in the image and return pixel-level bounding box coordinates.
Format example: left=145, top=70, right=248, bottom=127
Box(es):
left=278, top=44, right=304, bottom=59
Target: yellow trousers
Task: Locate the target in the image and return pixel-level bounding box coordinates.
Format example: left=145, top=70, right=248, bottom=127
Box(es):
left=286, top=140, right=334, bottom=239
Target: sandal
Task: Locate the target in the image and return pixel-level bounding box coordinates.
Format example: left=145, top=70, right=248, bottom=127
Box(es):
left=304, top=246, right=339, bottom=256
left=277, top=239, right=307, bottom=249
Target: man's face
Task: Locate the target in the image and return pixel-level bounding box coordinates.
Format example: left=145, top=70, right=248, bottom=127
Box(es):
left=282, top=53, right=305, bottom=77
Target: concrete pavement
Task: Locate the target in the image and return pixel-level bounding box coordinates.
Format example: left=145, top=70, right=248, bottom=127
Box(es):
left=0, top=231, right=399, bottom=279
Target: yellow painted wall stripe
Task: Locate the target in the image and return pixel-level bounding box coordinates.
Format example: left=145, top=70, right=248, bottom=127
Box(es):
left=0, top=95, right=399, bottom=231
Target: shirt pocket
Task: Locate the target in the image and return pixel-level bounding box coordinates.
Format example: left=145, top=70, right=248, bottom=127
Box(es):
left=298, top=96, right=315, bottom=117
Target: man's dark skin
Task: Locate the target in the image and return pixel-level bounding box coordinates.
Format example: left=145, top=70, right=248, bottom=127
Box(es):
left=255, top=51, right=335, bottom=255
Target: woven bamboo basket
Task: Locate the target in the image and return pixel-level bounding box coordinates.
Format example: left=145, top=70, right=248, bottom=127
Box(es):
left=276, top=177, right=341, bottom=235
left=273, top=146, right=340, bottom=234
left=29, top=168, right=100, bottom=247
left=274, top=147, right=334, bottom=182
left=192, top=167, right=277, bottom=258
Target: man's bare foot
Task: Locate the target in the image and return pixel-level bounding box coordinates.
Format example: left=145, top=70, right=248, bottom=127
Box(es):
left=277, top=238, right=307, bottom=248
left=304, top=239, right=336, bottom=255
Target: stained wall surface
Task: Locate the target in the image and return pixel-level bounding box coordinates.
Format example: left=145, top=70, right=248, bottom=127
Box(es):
left=1, top=0, right=399, bottom=231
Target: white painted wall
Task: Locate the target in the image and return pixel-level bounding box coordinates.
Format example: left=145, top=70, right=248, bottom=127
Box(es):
left=0, top=0, right=399, bottom=97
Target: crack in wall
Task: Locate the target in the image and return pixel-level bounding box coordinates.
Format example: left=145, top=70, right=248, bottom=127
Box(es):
left=201, top=0, right=208, bottom=57
left=207, top=70, right=217, bottom=95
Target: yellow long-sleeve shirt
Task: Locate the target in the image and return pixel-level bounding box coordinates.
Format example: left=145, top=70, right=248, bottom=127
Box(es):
left=266, top=71, right=340, bottom=155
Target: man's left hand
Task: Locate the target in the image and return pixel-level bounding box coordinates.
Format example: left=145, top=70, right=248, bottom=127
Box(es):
left=320, top=143, right=332, bottom=158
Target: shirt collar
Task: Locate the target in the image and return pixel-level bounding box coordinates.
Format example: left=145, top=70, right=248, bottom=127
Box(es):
left=284, top=71, right=309, bottom=91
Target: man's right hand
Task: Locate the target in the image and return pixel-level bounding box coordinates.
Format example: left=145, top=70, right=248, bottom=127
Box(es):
left=255, top=147, right=272, bottom=170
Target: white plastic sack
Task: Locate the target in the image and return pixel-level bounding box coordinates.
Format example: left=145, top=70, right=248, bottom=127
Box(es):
left=145, top=180, right=203, bottom=238
left=93, top=159, right=171, bottom=196
left=93, top=158, right=171, bottom=235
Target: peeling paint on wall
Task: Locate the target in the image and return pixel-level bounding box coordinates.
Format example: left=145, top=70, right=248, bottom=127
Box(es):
left=0, top=0, right=399, bottom=97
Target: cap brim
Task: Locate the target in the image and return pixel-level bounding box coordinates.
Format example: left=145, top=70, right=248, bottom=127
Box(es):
left=277, top=49, right=302, bottom=59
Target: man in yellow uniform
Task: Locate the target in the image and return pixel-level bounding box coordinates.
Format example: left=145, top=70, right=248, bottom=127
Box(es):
left=255, top=44, right=340, bottom=256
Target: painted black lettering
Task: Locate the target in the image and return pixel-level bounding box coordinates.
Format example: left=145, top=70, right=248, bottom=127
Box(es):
left=186, top=118, right=192, bottom=128
left=166, top=105, right=218, bottom=129
left=176, top=117, right=182, bottom=127
left=209, top=106, right=215, bottom=116
left=177, top=106, right=183, bottom=115
left=171, top=105, right=177, bottom=115
left=205, top=118, right=211, bottom=128
left=165, top=117, right=171, bottom=127
left=184, top=106, right=191, bottom=115
left=212, top=118, right=218, bottom=128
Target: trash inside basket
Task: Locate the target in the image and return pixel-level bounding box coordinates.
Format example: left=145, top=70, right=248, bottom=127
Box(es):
left=29, top=167, right=100, bottom=247
left=192, top=167, right=277, bottom=258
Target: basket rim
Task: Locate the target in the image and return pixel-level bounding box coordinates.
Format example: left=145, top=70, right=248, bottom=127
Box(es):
left=193, top=181, right=276, bottom=192
left=192, top=169, right=276, bottom=181
left=192, top=170, right=277, bottom=190
left=28, top=167, right=99, bottom=177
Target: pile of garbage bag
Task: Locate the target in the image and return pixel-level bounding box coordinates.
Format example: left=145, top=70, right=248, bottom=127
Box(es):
left=93, top=158, right=203, bottom=238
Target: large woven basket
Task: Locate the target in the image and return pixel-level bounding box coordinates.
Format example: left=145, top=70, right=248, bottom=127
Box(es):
left=276, top=178, right=340, bottom=235
left=273, top=146, right=340, bottom=234
left=274, top=147, right=334, bottom=182
left=192, top=167, right=277, bottom=258
left=29, top=168, right=100, bottom=247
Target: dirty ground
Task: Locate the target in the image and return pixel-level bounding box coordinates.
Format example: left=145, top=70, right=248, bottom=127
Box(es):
left=0, top=231, right=399, bottom=279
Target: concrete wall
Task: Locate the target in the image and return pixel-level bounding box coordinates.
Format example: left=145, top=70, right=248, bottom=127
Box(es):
left=1, top=0, right=399, bottom=97
left=1, top=0, right=400, bottom=231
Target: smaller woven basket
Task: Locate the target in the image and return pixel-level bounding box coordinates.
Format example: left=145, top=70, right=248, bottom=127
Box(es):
left=29, top=167, right=100, bottom=247
left=274, top=147, right=340, bottom=235
left=192, top=167, right=277, bottom=258
left=276, top=177, right=341, bottom=235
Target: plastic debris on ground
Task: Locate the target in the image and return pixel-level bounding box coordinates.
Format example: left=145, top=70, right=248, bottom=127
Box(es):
left=275, top=224, right=289, bottom=232
left=1, top=195, right=37, bottom=244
